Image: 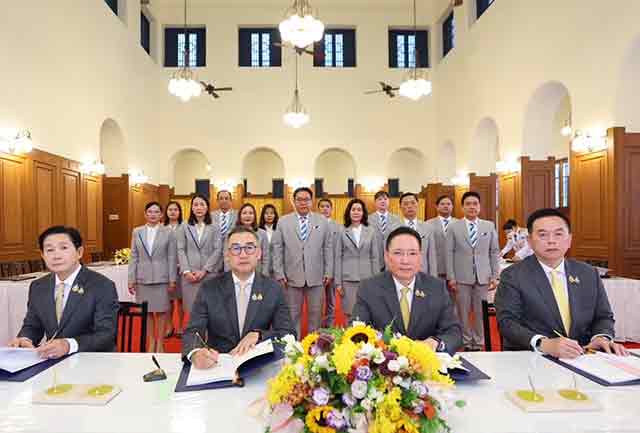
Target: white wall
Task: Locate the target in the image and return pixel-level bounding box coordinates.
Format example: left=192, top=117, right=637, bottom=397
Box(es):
left=172, top=149, right=210, bottom=195
left=314, top=149, right=356, bottom=194
left=387, top=148, right=426, bottom=193
left=243, top=148, right=285, bottom=194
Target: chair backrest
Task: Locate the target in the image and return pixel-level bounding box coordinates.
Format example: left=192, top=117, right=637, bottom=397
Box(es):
left=0, top=262, right=10, bottom=278
left=91, top=252, right=105, bottom=262
left=117, top=301, right=148, bottom=353
left=28, top=259, right=45, bottom=273
left=481, top=300, right=501, bottom=351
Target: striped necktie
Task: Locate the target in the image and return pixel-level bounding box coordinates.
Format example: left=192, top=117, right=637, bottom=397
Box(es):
left=408, top=220, right=416, bottom=230
left=469, top=222, right=478, bottom=248
left=220, top=212, right=229, bottom=237
left=55, top=282, right=65, bottom=323
left=443, top=218, right=450, bottom=233
left=380, top=213, right=388, bottom=234
left=299, top=215, right=309, bottom=241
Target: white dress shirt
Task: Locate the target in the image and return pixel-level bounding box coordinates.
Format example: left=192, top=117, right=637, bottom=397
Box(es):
left=53, top=264, right=82, bottom=354
left=351, top=224, right=362, bottom=247
left=404, top=218, right=419, bottom=229
left=264, top=225, right=274, bottom=243
left=195, top=222, right=205, bottom=243
left=500, top=228, right=533, bottom=259
left=392, top=275, right=416, bottom=311
left=146, top=224, right=159, bottom=252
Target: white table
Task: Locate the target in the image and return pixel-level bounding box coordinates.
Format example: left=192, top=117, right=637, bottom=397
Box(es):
left=0, top=351, right=638, bottom=433
left=0, top=265, right=132, bottom=347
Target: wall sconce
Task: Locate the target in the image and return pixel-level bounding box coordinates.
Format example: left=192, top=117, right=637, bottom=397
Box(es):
left=359, top=176, right=385, bottom=193
left=80, top=160, right=106, bottom=176
left=214, top=179, right=237, bottom=191
left=0, top=128, right=34, bottom=154
left=560, top=113, right=573, bottom=137
left=495, top=160, right=520, bottom=174
left=129, top=170, right=149, bottom=186
left=571, top=130, right=607, bottom=153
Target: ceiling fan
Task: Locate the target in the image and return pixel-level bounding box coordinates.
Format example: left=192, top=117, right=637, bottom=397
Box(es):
left=273, top=41, right=314, bottom=56
left=364, top=81, right=400, bottom=98
left=200, top=81, right=233, bottom=99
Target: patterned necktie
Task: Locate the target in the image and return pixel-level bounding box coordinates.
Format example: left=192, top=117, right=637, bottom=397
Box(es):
left=380, top=213, right=387, bottom=234
left=469, top=222, right=478, bottom=248
left=237, top=282, right=249, bottom=335
left=299, top=215, right=309, bottom=241
left=443, top=218, right=450, bottom=233
left=550, top=270, right=571, bottom=334
left=408, top=220, right=416, bottom=230
left=55, top=282, right=65, bottom=323
left=220, top=213, right=229, bottom=237
left=400, top=287, right=411, bottom=330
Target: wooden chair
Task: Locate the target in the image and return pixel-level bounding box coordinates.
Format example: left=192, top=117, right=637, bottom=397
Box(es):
left=481, top=300, right=501, bottom=351
left=28, top=259, right=45, bottom=272
left=117, top=301, right=148, bottom=353
left=9, top=261, right=30, bottom=276
left=91, top=252, right=105, bottom=262
left=0, top=262, right=11, bottom=278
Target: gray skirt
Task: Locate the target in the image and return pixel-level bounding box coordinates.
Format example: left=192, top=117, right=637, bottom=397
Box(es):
left=169, top=276, right=182, bottom=300
left=340, top=281, right=361, bottom=319
left=136, top=283, right=170, bottom=313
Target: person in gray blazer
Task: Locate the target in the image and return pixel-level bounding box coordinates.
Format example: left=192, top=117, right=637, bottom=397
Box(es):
left=334, top=199, right=380, bottom=323
left=425, top=195, right=457, bottom=280
left=446, top=191, right=500, bottom=351
left=318, top=198, right=341, bottom=327
left=399, top=192, right=438, bottom=277
left=177, top=194, right=223, bottom=314
left=271, top=187, right=334, bottom=337
left=228, top=203, right=270, bottom=278
left=128, top=202, right=177, bottom=353
left=182, top=227, right=294, bottom=368
left=9, top=226, right=118, bottom=358
left=370, top=190, right=402, bottom=271
left=163, top=201, right=185, bottom=338
left=495, top=208, right=627, bottom=358
left=211, top=190, right=237, bottom=271
left=352, top=226, right=462, bottom=355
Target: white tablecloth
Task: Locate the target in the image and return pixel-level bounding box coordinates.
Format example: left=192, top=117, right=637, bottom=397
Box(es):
left=0, top=351, right=638, bottom=433
left=0, top=265, right=132, bottom=347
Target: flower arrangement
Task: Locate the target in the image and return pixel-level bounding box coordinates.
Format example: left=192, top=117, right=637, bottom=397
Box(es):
left=264, top=323, right=464, bottom=433
left=114, top=248, right=131, bottom=265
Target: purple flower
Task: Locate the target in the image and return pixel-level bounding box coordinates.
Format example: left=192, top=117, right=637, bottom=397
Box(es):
left=327, top=410, right=346, bottom=430
left=342, top=393, right=357, bottom=407
left=312, top=387, right=330, bottom=405
left=355, top=365, right=373, bottom=381
left=351, top=380, right=368, bottom=399
left=379, top=351, right=398, bottom=376
left=412, top=400, right=425, bottom=414
left=316, top=334, right=335, bottom=352
left=310, top=345, right=321, bottom=356
left=411, top=381, right=428, bottom=398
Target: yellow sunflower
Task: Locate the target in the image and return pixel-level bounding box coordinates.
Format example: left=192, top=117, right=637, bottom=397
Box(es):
left=305, top=406, right=336, bottom=433
left=332, top=339, right=359, bottom=375
left=266, top=364, right=300, bottom=405
left=396, top=417, right=420, bottom=433
left=342, top=324, right=378, bottom=345
left=391, top=336, right=453, bottom=385
left=302, top=333, right=320, bottom=355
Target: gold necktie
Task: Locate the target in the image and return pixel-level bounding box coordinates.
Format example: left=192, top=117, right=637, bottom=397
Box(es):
left=400, top=287, right=411, bottom=330
left=55, top=282, right=65, bottom=323
left=550, top=270, right=571, bottom=334
left=237, top=282, right=249, bottom=335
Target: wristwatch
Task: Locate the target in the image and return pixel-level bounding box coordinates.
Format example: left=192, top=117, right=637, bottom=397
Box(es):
left=432, top=337, right=446, bottom=352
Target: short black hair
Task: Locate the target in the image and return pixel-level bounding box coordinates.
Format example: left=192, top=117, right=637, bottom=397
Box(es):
left=385, top=226, right=422, bottom=251
left=258, top=204, right=279, bottom=230
left=461, top=191, right=481, bottom=205
left=374, top=190, right=389, bottom=200
left=145, top=201, right=162, bottom=212
left=527, top=208, right=571, bottom=233
left=226, top=225, right=259, bottom=244
left=38, top=226, right=83, bottom=251
left=399, top=192, right=419, bottom=204
left=502, top=219, right=518, bottom=231
left=164, top=201, right=183, bottom=225
left=318, top=198, right=333, bottom=208
left=217, top=190, right=232, bottom=200
left=188, top=194, right=213, bottom=225
left=436, top=195, right=453, bottom=206
left=293, top=187, right=313, bottom=200
left=344, top=198, right=369, bottom=227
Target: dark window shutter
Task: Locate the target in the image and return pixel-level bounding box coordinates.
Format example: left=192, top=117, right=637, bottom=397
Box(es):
left=195, top=179, right=210, bottom=200
left=270, top=29, right=282, bottom=67
left=272, top=179, right=284, bottom=198
left=388, top=179, right=400, bottom=197
left=343, top=29, right=356, bottom=67
left=347, top=178, right=355, bottom=197
left=418, top=31, right=429, bottom=67
left=141, top=13, right=151, bottom=55
left=105, top=0, right=118, bottom=15
left=238, top=29, right=252, bottom=67
left=164, top=28, right=179, bottom=67
left=313, top=39, right=325, bottom=67
left=243, top=178, right=248, bottom=194
left=314, top=178, right=324, bottom=197
left=194, top=28, right=206, bottom=66
left=389, top=31, right=398, bottom=68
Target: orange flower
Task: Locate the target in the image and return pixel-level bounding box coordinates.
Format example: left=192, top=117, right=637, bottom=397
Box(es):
left=423, top=401, right=436, bottom=420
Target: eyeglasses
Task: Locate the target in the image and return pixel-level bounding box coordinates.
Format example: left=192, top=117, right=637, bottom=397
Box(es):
left=228, top=243, right=257, bottom=256
left=389, top=250, right=420, bottom=258
left=294, top=197, right=312, bottom=203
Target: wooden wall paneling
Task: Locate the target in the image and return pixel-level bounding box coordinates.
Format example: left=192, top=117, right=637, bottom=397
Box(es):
left=453, top=185, right=468, bottom=219
left=425, top=183, right=455, bottom=220
left=355, top=184, right=376, bottom=214
left=283, top=184, right=294, bottom=215
left=0, top=153, right=28, bottom=260
left=31, top=160, right=57, bottom=256
left=60, top=168, right=81, bottom=229
left=498, top=172, right=521, bottom=248
left=521, top=156, right=555, bottom=222
left=469, top=173, right=498, bottom=223
left=81, top=175, right=103, bottom=255
left=157, top=185, right=173, bottom=211
left=103, top=175, right=130, bottom=259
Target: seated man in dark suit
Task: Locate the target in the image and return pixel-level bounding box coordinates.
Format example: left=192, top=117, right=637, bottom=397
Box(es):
left=8, top=226, right=119, bottom=358
left=495, top=208, right=628, bottom=358
left=352, top=226, right=462, bottom=355
left=183, top=226, right=294, bottom=369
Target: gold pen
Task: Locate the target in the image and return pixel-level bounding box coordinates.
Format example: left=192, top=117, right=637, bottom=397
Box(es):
left=194, top=331, right=210, bottom=350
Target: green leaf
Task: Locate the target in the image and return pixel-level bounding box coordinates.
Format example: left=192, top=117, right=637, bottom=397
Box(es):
left=383, top=321, right=395, bottom=345
left=400, top=388, right=418, bottom=408
left=455, top=399, right=466, bottom=408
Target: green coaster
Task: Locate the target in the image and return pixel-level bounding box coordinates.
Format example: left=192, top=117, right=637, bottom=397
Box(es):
left=87, top=385, right=114, bottom=397
left=558, top=389, right=589, bottom=401
left=46, top=384, right=73, bottom=396
left=516, top=390, right=544, bottom=402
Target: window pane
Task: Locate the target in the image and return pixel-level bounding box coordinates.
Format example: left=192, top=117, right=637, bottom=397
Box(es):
left=397, top=35, right=405, bottom=68
left=408, top=35, right=416, bottom=68
left=262, top=32, right=271, bottom=67
left=177, top=33, right=186, bottom=67
left=335, top=34, right=344, bottom=67
left=562, top=176, right=569, bottom=207
left=555, top=178, right=560, bottom=208
left=189, top=33, right=197, bottom=67
left=325, top=34, right=334, bottom=67
left=250, top=33, right=260, bottom=67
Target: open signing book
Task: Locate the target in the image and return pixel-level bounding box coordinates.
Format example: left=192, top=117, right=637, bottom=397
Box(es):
left=185, top=339, right=275, bottom=387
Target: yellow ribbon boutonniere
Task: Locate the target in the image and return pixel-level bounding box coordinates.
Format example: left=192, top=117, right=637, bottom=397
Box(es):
left=71, top=285, right=85, bottom=295
left=251, top=293, right=263, bottom=301
left=568, top=276, right=580, bottom=284
left=415, top=290, right=426, bottom=298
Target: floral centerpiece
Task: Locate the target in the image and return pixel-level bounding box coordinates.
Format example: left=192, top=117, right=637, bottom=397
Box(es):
left=264, top=323, right=464, bottom=433
left=113, top=248, right=131, bottom=265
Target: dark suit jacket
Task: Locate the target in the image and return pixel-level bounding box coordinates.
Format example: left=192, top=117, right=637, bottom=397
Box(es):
left=495, top=255, right=615, bottom=350
left=18, top=266, right=119, bottom=352
left=352, top=271, right=462, bottom=354
left=182, top=272, right=295, bottom=360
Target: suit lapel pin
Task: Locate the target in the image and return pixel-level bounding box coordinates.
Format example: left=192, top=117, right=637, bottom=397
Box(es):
left=251, top=293, right=263, bottom=301
left=71, top=285, right=85, bottom=295
left=415, top=290, right=426, bottom=298
left=569, top=276, right=580, bottom=284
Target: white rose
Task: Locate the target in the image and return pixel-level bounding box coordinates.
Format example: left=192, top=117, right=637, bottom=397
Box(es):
left=387, top=360, right=400, bottom=372
left=372, top=350, right=386, bottom=364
